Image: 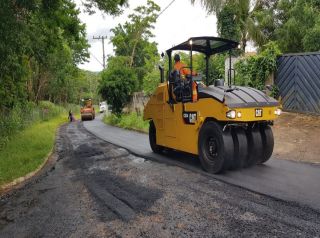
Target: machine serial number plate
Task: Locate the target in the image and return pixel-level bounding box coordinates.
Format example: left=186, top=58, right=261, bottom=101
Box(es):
left=255, top=109, right=263, bottom=117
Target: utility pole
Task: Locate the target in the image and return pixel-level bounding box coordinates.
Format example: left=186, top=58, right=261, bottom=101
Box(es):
left=92, top=36, right=107, bottom=69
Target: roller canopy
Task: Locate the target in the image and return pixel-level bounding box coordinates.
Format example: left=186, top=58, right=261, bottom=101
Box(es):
left=166, top=36, right=239, bottom=56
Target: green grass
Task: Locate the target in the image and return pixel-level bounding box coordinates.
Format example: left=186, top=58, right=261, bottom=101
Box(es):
left=103, top=112, right=149, bottom=133
left=0, top=115, right=66, bottom=187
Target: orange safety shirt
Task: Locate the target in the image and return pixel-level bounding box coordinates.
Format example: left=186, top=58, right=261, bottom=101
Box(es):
left=174, top=61, right=197, bottom=77
left=174, top=61, right=190, bottom=76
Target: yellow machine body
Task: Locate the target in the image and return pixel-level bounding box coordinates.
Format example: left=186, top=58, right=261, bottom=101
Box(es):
left=144, top=83, right=280, bottom=155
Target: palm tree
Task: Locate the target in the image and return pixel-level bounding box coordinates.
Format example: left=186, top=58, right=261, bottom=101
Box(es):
left=190, top=0, right=226, bottom=14
left=191, top=0, right=266, bottom=52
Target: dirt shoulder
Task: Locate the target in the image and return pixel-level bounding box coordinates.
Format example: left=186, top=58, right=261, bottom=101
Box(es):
left=273, top=112, right=320, bottom=164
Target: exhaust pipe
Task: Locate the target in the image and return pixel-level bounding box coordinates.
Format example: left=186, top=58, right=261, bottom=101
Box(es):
left=159, top=65, right=164, bottom=83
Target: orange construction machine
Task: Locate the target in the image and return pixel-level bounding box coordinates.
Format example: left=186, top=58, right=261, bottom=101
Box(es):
left=80, top=98, right=95, bottom=121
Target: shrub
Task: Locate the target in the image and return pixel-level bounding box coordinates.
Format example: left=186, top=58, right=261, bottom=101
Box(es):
left=99, top=56, right=138, bottom=114
left=143, top=67, right=160, bottom=95
left=235, top=42, right=281, bottom=90
left=38, top=101, right=64, bottom=121
left=103, top=112, right=149, bottom=133
left=104, top=113, right=121, bottom=125
left=0, top=101, right=67, bottom=150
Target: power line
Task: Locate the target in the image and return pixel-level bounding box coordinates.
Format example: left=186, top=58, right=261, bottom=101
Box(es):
left=89, top=0, right=176, bottom=69
left=157, top=0, right=177, bottom=19
left=89, top=51, right=104, bottom=68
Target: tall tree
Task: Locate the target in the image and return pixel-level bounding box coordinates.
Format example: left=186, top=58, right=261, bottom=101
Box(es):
left=275, top=0, right=320, bottom=53
left=217, top=2, right=241, bottom=41
left=236, top=0, right=266, bottom=51
left=190, top=0, right=226, bottom=14
left=83, top=0, right=128, bottom=15
left=0, top=0, right=92, bottom=109
left=110, top=0, right=160, bottom=89
left=192, top=0, right=266, bottom=51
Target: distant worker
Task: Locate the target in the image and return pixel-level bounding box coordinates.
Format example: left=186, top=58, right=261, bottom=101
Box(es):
left=173, top=54, right=197, bottom=77
left=68, top=110, right=75, bottom=122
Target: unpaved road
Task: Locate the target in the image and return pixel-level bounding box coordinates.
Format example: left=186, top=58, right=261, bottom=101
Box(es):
left=1, top=122, right=320, bottom=237
left=273, top=112, right=320, bottom=164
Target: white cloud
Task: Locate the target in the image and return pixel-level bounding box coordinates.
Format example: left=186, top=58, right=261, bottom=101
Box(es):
left=76, top=0, right=218, bottom=72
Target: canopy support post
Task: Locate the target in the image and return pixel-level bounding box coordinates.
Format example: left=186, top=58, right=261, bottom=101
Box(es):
left=190, top=42, right=193, bottom=81
left=205, top=55, right=209, bottom=86
left=168, top=51, right=172, bottom=72
left=228, top=50, right=232, bottom=87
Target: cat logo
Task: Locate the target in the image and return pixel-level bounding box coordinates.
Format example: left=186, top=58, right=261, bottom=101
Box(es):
left=183, top=112, right=197, bottom=124
left=255, top=108, right=263, bottom=117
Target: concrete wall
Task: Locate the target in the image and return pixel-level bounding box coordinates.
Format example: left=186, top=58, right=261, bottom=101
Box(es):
left=124, top=92, right=150, bottom=115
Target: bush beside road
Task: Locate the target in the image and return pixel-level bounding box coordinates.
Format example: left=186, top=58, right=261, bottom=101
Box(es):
left=103, top=112, right=149, bottom=133
left=0, top=102, right=80, bottom=187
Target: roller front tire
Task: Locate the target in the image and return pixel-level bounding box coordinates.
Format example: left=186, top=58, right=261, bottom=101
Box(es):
left=149, top=120, right=163, bottom=154
left=198, top=121, right=234, bottom=174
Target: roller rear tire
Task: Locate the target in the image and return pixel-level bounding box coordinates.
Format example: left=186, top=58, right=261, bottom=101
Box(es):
left=198, top=121, right=234, bottom=174
left=231, top=127, right=248, bottom=169
left=259, top=125, right=274, bottom=164
left=149, top=120, right=163, bottom=154
left=246, top=126, right=263, bottom=167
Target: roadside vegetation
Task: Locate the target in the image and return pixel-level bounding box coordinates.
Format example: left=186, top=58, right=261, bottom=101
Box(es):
left=0, top=1, right=126, bottom=187
left=0, top=101, right=79, bottom=149
left=0, top=102, right=77, bottom=186
left=103, top=113, right=149, bottom=133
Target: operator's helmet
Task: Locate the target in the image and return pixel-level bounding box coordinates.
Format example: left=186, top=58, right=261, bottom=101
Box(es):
left=174, top=54, right=180, bottom=62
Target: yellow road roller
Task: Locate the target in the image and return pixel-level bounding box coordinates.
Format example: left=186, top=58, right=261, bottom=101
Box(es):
left=143, top=36, right=281, bottom=173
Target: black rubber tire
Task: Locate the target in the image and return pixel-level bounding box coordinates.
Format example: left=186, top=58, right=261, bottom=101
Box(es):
left=231, top=127, right=248, bottom=169
left=198, top=121, right=234, bottom=174
left=259, top=125, right=274, bottom=164
left=149, top=120, right=163, bottom=154
left=246, top=126, right=264, bottom=167
left=81, top=116, right=84, bottom=121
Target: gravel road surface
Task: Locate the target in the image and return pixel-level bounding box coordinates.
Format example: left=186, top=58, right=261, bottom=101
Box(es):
left=83, top=115, right=320, bottom=212
left=0, top=122, right=319, bottom=237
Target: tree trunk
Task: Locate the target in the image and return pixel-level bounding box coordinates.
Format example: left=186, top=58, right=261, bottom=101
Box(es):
left=241, top=37, right=247, bottom=53
left=130, top=39, right=139, bottom=67
left=130, top=29, right=142, bottom=67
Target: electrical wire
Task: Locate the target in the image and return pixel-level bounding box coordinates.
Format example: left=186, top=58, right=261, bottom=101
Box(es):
left=88, top=0, right=177, bottom=68
left=89, top=51, right=104, bottom=67
left=157, top=0, right=177, bottom=19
